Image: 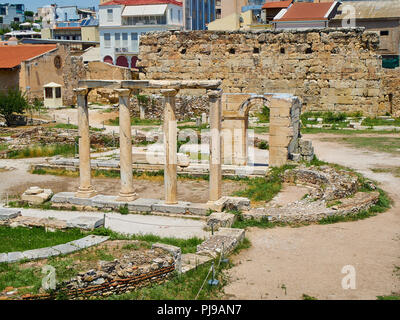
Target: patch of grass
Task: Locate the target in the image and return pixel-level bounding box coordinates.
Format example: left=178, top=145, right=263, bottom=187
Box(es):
left=232, top=164, right=296, bottom=203
left=302, top=294, right=318, bottom=300
left=0, top=263, right=42, bottom=293
left=51, top=123, right=78, bottom=130
left=91, top=228, right=203, bottom=254
left=0, top=226, right=84, bottom=253
left=118, top=204, right=129, bottom=215
left=371, top=167, right=400, bottom=177
left=7, top=144, right=76, bottom=159
left=107, top=117, right=161, bottom=126
left=301, top=127, right=399, bottom=135
left=322, top=137, right=400, bottom=155
left=377, top=295, right=400, bottom=300
left=362, top=117, right=400, bottom=127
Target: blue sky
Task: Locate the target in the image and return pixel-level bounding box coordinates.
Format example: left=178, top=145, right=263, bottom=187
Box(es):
left=10, top=1, right=99, bottom=12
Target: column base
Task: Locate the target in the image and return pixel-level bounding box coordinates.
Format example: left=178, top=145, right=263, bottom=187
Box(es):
left=165, top=199, right=178, bottom=205
left=75, top=187, right=97, bottom=199
left=116, top=192, right=137, bottom=202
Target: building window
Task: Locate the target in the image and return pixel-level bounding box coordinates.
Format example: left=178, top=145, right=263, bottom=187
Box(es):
left=380, top=30, right=389, bottom=36
left=55, top=87, right=61, bottom=99
left=104, top=33, right=111, bottom=47
left=122, top=33, right=128, bottom=48
left=170, top=9, right=173, bottom=21
left=45, top=88, right=53, bottom=99
left=115, top=33, right=120, bottom=48
left=178, top=9, right=181, bottom=22
left=107, top=9, right=113, bottom=22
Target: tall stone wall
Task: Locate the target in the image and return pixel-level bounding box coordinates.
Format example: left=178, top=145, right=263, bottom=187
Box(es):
left=138, top=29, right=400, bottom=116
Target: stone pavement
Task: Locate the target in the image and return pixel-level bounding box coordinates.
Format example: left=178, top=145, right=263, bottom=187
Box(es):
left=0, top=235, right=109, bottom=264
left=17, top=208, right=209, bottom=239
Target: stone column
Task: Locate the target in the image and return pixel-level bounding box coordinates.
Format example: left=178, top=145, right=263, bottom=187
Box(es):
left=208, top=89, right=222, bottom=202
left=116, top=89, right=136, bottom=202
left=75, top=88, right=96, bottom=198
left=139, top=104, right=146, bottom=120
left=162, top=89, right=178, bottom=204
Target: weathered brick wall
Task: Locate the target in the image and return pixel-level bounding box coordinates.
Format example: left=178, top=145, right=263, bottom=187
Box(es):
left=138, top=29, right=400, bottom=116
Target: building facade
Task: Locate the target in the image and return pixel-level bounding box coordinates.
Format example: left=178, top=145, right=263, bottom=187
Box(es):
left=0, top=3, right=25, bottom=26
left=183, top=0, right=216, bottom=30
left=99, top=0, right=184, bottom=68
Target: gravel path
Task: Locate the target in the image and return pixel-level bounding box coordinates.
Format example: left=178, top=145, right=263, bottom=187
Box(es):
left=224, top=133, right=400, bottom=300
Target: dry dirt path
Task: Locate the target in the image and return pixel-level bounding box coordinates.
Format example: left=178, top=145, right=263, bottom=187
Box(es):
left=223, top=133, right=400, bottom=300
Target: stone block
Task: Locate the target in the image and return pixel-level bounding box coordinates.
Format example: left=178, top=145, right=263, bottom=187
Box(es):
left=152, top=243, right=182, bottom=273
left=128, top=198, right=162, bottom=212
left=0, top=253, right=7, bottom=263
left=152, top=201, right=190, bottom=214
left=69, top=235, right=109, bottom=249
left=91, top=195, right=122, bottom=209
left=51, top=192, right=94, bottom=207
left=7, top=252, right=24, bottom=263
left=0, top=208, right=21, bottom=221
left=21, top=187, right=53, bottom=205
left=207, top=212, right=236, bottom=228
left=66, top=216, right=105, bottom=230
left=187, top=203, right=210, bottom=216
left=22, top=247, right=60, bottom=260
left=51, top=243, right=80, bottom=255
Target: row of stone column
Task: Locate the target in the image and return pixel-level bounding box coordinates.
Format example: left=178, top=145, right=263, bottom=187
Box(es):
left=74, top=87, right=223, bottom=205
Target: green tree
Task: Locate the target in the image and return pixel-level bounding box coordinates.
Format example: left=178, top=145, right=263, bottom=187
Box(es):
left=0, top=88, right=29, bottom=126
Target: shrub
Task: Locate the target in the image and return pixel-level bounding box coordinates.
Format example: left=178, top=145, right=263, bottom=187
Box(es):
left=0, top=88, right=29, bottom=126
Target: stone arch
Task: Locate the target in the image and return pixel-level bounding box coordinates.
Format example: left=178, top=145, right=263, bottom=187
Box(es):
left=239, top=95, right=270, bottom=117
left=103, top=55, right=113, bottom=65
left=131, top=56, right=138, bottom=68
left=116, top=56, right=129, bottom=68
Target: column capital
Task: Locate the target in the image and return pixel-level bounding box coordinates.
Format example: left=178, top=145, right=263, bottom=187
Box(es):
left=74, top=88, right=89, bottom=95
left=161, top=89, right=179, bottom=97
left=115, top=88, right=131, bottom=97
left=207, top=89, right=222, bottom=99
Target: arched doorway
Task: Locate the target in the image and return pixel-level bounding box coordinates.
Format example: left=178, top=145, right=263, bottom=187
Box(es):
left=116, top=56, right=129, bottom=68
left=103, top=55, right=113, bottom=65
left=131, top=56, right=138, bottom=68
left=240, top=96, right=270, bottom=166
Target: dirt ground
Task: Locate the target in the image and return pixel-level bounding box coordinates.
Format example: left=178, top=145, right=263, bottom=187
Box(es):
left=224, top=133, right=400, bottom=300
left=0, top=158, right=244, bottom=204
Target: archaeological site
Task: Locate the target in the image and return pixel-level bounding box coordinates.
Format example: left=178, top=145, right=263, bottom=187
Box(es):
left=0, top=0, right=399, bottom=308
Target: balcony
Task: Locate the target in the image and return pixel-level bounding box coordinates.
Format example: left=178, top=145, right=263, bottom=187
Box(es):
left=122, top=15, right=167, bottom=26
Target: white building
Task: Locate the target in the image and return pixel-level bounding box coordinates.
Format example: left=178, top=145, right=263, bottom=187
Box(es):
left=99, top=0, right=184, bottom=68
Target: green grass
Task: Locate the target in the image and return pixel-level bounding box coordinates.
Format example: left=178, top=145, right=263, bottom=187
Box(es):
left=107, top=117, right=161, bottom=126
left=51, top=123, right=78, bottom=130
left=302, top=294, right=318, bottom=300
left=371, top=167, right=400, bottom=177
left=301, top=127, right=399, bottom=135
left=91, top=228, right=203, bottom=254
left=232, top=165, right=295, bottom=203
left=0, top=226, right=84, bottom=253
left=377, top=295, right=400, bottom=300
left=322, top=137, right=400, bottom=155
left=362, top=117, right=400, bottom=127
left=7, top=144, right=76, bottom=159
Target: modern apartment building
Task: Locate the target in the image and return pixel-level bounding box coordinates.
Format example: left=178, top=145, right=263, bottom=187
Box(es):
left=99, top=0, right=184, bottom=68
left=0, top=3, right=25, bottom=26
left=183, top=0, right=216, bottom=30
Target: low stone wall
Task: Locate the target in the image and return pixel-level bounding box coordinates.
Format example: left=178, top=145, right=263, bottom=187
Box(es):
left=22, top=265, right=175, bottom=300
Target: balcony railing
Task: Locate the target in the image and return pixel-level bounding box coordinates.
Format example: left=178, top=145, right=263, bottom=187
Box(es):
left=122, top=16, right=167, bottom=26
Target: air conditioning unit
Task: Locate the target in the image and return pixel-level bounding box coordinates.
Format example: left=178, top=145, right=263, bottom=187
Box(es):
left=121, top=47, right=128, bottom=52
left=115, top=48, right=121, bottom=52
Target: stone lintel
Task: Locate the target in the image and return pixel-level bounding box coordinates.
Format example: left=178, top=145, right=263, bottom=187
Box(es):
left=78, top=80, right=121, bottom=89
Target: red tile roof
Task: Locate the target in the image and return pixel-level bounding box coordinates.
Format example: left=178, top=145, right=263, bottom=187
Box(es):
left=262, top=1, right=293, bottom=10
left=100, top=0, right=183, bottom=7
left=275, top=2, right=337, bottom=21
left=0, top=44, right=57, bottom=69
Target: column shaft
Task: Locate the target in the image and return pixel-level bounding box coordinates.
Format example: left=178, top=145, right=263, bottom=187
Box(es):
left=75, top=88, right=96, bottom=198
left=162, top=89, right=178, bottom=204
left=116, top=89, right=136, bottom=202
left=208, top=90, right=222, bottom=202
